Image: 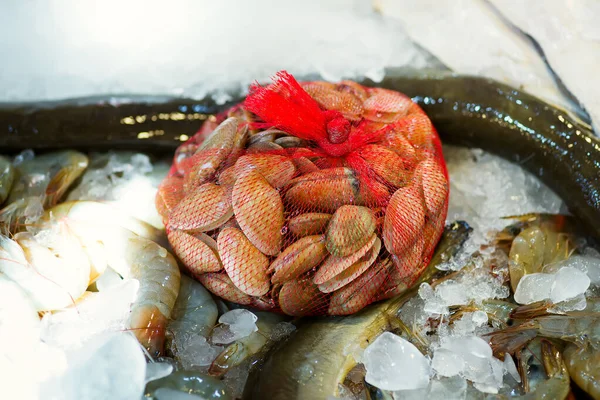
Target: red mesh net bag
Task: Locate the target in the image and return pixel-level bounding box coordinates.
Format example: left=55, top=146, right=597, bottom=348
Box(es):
left=157, top=71, right=449, bottom=316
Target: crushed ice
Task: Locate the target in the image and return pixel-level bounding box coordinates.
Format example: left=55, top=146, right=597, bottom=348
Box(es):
left=66, top=152, right=169, bottom=229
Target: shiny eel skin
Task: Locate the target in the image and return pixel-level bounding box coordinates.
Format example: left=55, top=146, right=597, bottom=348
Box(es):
left=1, top=72, right=598, bottom=240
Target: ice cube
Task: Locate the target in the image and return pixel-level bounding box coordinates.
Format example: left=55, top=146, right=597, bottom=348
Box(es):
left=0, top=275, right=69, bottom=400
left=503, top=355, right=521, bottom=383
left=46, top=333, right=146, bottom=400
left=452, top=313, right=477, bottom=336
left=363, top=332, right=430, bottom=391
left=428, top=376, right=467, bottom=400
left=393, top=387, right=429, bottom=400
left=570, top=255, right=600, bottom=285
left=513, top=273, right=554, bottom=304
left=552, top=248, right=600, bottom=286
left=211, top=324, right=238, bottom=345
left=436, top=281, right=468, bottom=306
left=145, top=362, right=173, bottom=383
left=437, top=335, right=505, bottom=392
left=432, top=348, right=464, bottom=377
left=216, top=309, right=258, bottom=343
left=418, top=283, right=435, bottom=301
left=41, top=279, right=139, bottom=350
left=549, top=293, right=588, bottom=313
left=441, top=336, right=492, bottom=359
left=423, top=293, right=448, bottom=315
left=460, top=352, right=493, bottom=384
left=472, top=311, right=488, bottom=326
left=490, top=357, right=504, bottom=389
left=550, top=266, right=591, bottom=303
left=175, top=334, right=221, bottom=369
left=471, top=357, right=504, bottom=394
left=94, top=267, right=123, bottom=291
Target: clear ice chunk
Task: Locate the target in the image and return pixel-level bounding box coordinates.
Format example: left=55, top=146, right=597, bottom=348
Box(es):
left=550, top=266, right=591, bottom=303
left=145, top=362, right=173, bottom=384
left=432, top=348, right=464, bottom=377
left=213, top=309, right=258, bottom=344
left=441, top=336, right=492, bottom=359
left=549, top=293, right=588, bottom=313
left=41, top=279, right=139, bottom=350
left=46, top=333, right=146, bottom=400
left=433, top=336, right=504, bottom=393
left=436, top=281, right=469, bottom=306
left=472, top=311, right=488, bottom=326
left=175, top=334, right=221, bottom=369
left=428, top=376, right=468, bottom=400
left=94, top=267, right=123, bottom=291
left=503, top=355, right=521, bottom=383
left=513, top=273, right=554, bottom=304
left=363, top=332, right=430, bottom=391
left=514, top=266, right=590, bottom=305
left=567, top=254, right=600, bottom=286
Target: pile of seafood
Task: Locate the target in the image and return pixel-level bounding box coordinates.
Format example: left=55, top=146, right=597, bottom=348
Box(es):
left=158, top=72, right=449, bottom=316
left=1, top=72, right=600, bottom=400
left=0, top=151, right=180, bottom=354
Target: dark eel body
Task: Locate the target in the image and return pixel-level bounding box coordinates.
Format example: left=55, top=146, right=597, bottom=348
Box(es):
left=1, top=71, right=598, bottom=239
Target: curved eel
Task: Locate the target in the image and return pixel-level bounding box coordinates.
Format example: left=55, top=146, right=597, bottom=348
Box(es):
left=1, top=72, right=597, bottom=239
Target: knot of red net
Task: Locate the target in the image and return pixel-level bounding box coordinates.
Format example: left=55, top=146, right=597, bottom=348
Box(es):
left=325, top=111, right=350, bottom=144
left=244, top=71, right=383, bottom=158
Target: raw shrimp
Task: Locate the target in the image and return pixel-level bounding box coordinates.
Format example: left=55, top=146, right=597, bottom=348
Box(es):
left=0, top=273, right=41, bottom=339
left=5, top=150, right=88, bottom=206
left=168, top=275, right=218, bottom=338
left=209, top=311, right=287, bottom=377
left=532, top=316, right=600, bottom=347
left=0, top=151, right=88, bottom=234
left=450, top=300, right=518, bottom=329
left=515, top=339, right=570, bottom=400
left=488, top=314, right=600, bottom=361
left=504, top=214, right=575, bottom=292
left=563, top=343, right=600, bottom=399
left=511, top=297, right=600, bottom=320
left=145, top=370, right=231, bottom=400
left=101, top=227, right=180, bottom=356
left=2, top=200, right=180, bottom=355
left=0, top=156, right=14, bottom=205
left=0, top=231, right=91, bottom=311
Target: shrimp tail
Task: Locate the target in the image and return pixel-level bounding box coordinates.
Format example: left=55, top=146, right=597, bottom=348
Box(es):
left=129, top=304, right=170, bottom=357
left=484, top=322, right=538, bottom=359
left=540, top=339, right=569, bottom=379
left=511, top=300, right=554, bottom=320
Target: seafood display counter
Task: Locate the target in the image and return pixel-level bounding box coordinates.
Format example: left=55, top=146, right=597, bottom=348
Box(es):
left=1, top=72, right=600, bottom=400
